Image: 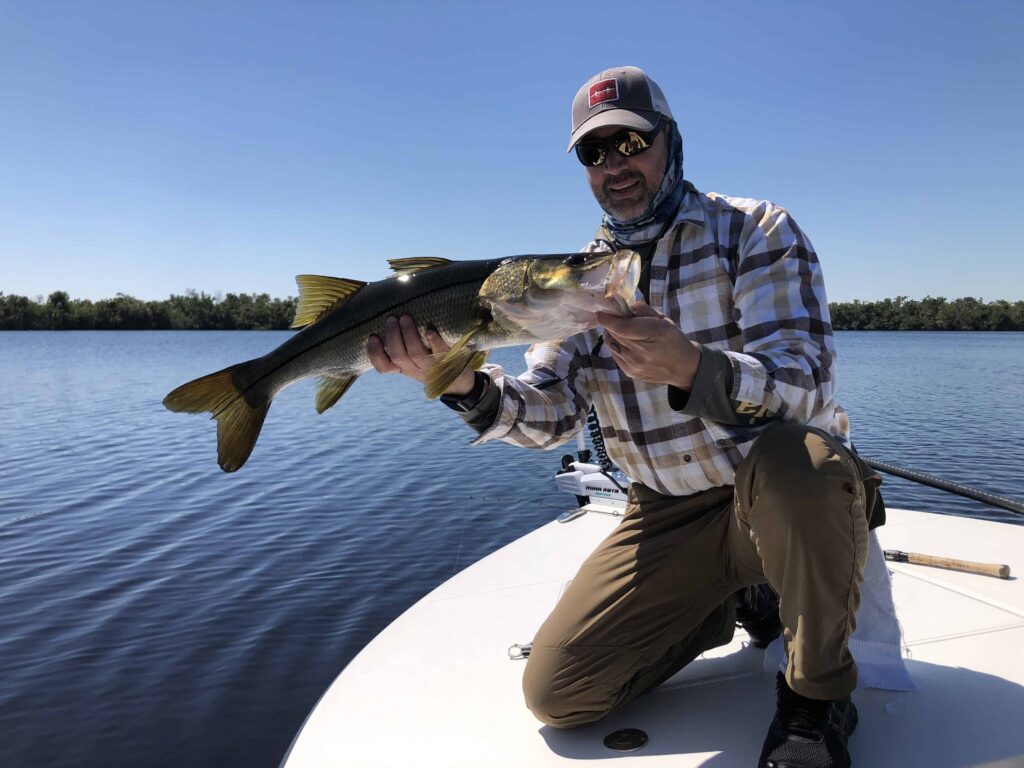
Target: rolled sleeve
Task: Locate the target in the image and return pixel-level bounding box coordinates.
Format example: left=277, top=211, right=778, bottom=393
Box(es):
left=668, top=344, right=776, bottom=427
left=469, top=341, right=593, bottom=449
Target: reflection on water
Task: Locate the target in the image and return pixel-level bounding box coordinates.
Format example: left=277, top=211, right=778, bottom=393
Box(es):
left=1, top=330, right=1021, bottom=767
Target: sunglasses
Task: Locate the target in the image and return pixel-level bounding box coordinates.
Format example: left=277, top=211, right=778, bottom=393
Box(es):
left=574, top=121, right=665, bottom=167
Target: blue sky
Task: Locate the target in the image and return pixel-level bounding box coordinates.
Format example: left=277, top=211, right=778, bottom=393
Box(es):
left=1, top=0, right=1021, bottom=303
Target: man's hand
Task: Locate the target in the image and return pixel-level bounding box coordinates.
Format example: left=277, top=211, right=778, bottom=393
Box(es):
left=367, top=315, right=477, bottom=396
left=596, top=303, right=701, bottom=390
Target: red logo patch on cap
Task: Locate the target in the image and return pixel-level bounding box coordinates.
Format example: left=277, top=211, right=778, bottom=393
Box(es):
left=588, top=78, right=618, bottom=109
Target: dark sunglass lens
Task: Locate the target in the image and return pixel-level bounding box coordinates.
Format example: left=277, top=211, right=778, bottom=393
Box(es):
left=616, top=131, right=650, bottom=157
left=576, top=121, right=663, bottom=166
left=575, top=142, right=605, bottom=166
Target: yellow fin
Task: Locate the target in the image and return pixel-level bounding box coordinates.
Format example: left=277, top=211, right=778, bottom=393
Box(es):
left=387, top=257, right=453, bottom=275
left=467, top=349, right=488, bottom=371
left=315, top=373, right=358, bottom=414
left=163, top=366, right=270, bottom=472
left=423, top=326, right=488, bottom=400
left=292, top=275, right=367, bottom=329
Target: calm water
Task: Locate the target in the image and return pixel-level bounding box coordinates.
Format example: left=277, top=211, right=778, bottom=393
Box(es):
left=1, top=331, right=1022, bottom=767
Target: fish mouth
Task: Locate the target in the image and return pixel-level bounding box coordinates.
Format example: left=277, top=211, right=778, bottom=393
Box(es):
left=603, top=250, right=641, bottom=305
left=509, top=250, right=634, bottom=295
left=571, top=250, right=641, bottom=307
left=479, top=249, right=643, bottom=341
left=519, top=249, right=641, bottom=310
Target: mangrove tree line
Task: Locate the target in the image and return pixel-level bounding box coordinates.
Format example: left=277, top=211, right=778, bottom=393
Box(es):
left=0, top=290, right=298, bottom=330
left=1, top=291, right=1022, bottom=331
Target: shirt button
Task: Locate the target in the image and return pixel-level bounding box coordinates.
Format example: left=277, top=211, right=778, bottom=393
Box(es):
left=683, top=454, right=692, bottom=463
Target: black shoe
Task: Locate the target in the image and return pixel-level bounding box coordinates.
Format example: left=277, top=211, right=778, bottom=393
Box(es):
left=734, top=583, right=782, bottom=649
left=759, top=672, right=858, bottom=768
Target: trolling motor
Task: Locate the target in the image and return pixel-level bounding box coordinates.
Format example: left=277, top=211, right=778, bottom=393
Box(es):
left=556, top=456, right=629, bottom=505
left=554, top=407, right=629, bottom=521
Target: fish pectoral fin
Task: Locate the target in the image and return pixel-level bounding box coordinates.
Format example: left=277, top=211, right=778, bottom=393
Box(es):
left=423, top=326, right=488, bottom=400
left=387, top=257, right=453, bottom=275
left=292, top=275, right=368, bottom=329
left=315, top=373, right=359, bottom=414
left=163, top=365, right=270, bottom=472
left=423, top=349, right=488, bottom=400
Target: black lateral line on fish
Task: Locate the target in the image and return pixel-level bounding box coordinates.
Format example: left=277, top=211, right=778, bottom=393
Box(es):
left=242, top=269, right=499, bottom=397
left=242, top=252, right=602, bottom=398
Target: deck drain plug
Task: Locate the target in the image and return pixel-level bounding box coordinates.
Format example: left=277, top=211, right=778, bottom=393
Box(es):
left=603, top=728, right=648, bottom=752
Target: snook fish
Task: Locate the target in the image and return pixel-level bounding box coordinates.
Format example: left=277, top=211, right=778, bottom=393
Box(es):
left=163, top=250, right=641, bottom=472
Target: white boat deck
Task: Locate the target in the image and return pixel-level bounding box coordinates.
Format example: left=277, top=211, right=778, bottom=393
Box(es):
left=283, top=508, right=1024, bottom=767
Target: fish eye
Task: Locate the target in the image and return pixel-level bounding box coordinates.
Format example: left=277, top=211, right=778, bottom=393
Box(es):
left=562, top=254, right=588, bottom=267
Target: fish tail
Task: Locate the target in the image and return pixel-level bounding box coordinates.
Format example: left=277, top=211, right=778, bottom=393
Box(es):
left=163, top=363, right=270, bottom=473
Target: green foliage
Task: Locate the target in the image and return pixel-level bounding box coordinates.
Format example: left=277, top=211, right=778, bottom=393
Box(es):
left=829, top=297, right=1024, bottom=331
left=0, top=291, right=298, bottom=330
left=1, top=291, right=1021, bottom=331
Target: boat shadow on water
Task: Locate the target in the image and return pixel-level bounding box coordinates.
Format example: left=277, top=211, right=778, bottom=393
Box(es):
left=537, top=659, right=1024, bottom=766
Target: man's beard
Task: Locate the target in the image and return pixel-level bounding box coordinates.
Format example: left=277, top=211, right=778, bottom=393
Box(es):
left=595, top=171, right=657, bottom=221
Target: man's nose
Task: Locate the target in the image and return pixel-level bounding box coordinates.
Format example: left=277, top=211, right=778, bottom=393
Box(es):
left=603, top=148, right=628, bottom=173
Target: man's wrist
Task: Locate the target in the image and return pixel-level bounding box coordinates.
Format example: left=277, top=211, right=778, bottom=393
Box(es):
left=672, top=340, right=702, bottom=391
left=442, top=369, right=478, bottom=398
left=440, top=371, right=490, bottom=412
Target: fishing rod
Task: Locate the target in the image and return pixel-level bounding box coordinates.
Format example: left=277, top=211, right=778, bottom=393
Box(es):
left=582, top=405, right=1024, bottom=517
left=862, top=458, right=1024, bottom=517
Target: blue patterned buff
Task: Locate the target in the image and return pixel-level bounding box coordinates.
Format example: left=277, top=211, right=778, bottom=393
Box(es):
left=601, top=121, right=686, bottom=246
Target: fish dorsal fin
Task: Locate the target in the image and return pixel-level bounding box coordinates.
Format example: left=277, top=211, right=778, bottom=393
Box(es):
left=387, top=257, right=453, bottom=276
left=291, top=275, right=368, bottom=329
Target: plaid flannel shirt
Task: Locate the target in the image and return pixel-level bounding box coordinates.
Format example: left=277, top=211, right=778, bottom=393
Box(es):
left=471, top=184, right=849, bottom=496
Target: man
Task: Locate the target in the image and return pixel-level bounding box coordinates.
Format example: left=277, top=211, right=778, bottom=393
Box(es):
left=367, top=66, right=884, bottom=768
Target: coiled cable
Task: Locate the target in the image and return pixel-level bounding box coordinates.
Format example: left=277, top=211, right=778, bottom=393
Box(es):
left=587, top=405, right=613, bottom=471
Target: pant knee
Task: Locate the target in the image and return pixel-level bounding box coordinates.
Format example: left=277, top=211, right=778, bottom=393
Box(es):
left=521, top=647, right=608, bottom=728
left=736, top=424, right=860, bottom=526
left=743, top=424, right=827, bottom=478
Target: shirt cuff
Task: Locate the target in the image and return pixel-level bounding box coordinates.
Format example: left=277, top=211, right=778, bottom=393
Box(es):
left=667, top=345, right=775, bottom=426
left=668, top=344, right=730, bottom=416
left=441, top=370, right=501, bottom=432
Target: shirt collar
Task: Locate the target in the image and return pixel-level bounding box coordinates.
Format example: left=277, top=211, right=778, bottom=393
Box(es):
left=673, top=182, right=705, bottom=228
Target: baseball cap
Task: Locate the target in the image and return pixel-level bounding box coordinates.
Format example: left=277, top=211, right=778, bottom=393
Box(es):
left=567, top=66, right=673, bottom=152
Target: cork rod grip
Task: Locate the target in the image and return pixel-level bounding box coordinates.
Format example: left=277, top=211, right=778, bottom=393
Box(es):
left=885, top=549, right=1011, bottom=579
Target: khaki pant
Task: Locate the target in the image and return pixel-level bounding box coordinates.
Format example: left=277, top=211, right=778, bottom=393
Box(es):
left=522, top=424, right=883, bottom=727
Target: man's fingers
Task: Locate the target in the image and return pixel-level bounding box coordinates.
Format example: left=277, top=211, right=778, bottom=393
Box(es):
left=399, top=315, right=433, bottom=365
left=626, top=301, right=661, bottom=318
left=382, top=316, right=413, bottom=368
left=606, top=333, right=624, bottom=354
left=598, top=313, right=660, bottom=341
left=424, top=328, right=451, bottom=355
left=367, top=334, right=400, bottom=374
left=607, top=343, right=636, bottom=375
left=371, top=315, right=443, bottom=380
left=597, top=311, right=643, bottom=337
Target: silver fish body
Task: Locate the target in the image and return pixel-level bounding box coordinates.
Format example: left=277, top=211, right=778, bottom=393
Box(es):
left=164, top=250, right=640, bottom=471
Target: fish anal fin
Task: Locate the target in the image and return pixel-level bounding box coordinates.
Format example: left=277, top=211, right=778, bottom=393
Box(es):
left=315, top=373, right=359, bottom=414
left=387, top=257, right=453, bottom=276
left=292, top=275, right=368, bottom=329
left=423, top=326, right=488, bottom=400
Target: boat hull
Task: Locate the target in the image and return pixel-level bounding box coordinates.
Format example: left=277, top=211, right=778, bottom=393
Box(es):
left=283, top=508, right=1024, bottom=767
